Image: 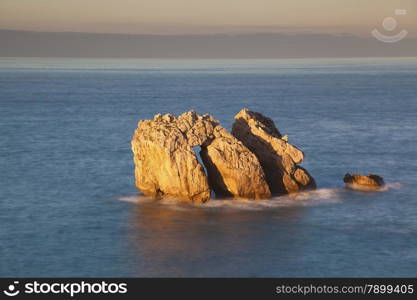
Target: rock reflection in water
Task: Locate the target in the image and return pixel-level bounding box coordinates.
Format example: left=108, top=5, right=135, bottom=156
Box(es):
left=128, top=200, right=305, bottom=277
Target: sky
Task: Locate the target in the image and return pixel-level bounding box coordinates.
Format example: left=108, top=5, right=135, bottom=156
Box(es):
left=0, top=0, right=416, bottom=36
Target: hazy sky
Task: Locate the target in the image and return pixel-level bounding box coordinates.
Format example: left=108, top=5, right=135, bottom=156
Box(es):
left=1, top=0, right=416, bottom=36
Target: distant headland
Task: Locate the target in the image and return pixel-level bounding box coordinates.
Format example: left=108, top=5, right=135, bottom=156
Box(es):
left=1, top=30, right=417, bottom=58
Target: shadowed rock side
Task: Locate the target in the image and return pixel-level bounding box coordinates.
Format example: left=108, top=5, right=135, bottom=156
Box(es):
left=232, top=109, right=316, bottom=195
left=131, top=111, right=270, bottom=202
left=343, top=173, right=385, bottom=191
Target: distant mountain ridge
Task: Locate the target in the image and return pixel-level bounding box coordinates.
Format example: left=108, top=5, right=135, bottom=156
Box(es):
left=1, top=29, right=416, bottom=58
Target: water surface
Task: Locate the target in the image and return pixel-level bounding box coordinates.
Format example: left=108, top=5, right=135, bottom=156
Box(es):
left=0, top=57, right=416, bottom=277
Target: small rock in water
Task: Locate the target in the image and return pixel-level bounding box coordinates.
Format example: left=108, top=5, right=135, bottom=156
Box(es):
left=343, top=173, right=385, bottom=191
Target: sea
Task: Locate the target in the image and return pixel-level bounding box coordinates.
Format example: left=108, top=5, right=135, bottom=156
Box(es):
left=0, top=57, right=416, bottom=277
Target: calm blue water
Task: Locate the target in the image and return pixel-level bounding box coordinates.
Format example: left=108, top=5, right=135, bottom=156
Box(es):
left=1, top=57, right=417, bottom=277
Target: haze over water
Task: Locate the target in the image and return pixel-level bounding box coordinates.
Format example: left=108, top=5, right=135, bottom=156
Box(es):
left=0, top=57, right=417, bottom=277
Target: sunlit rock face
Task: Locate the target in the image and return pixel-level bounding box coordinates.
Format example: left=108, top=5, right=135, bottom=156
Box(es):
left=343, top=173, right=385, bottom=191
left=232, top=109, right=316, bottom=195
left=131, top=110, right=270, bottom=203
left=131, top=112, right=211, bottom=203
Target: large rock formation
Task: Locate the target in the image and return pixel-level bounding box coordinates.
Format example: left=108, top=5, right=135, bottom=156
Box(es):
left=343, top=173, right=385, bottom=191
left=232, top=109, right=316, bottom=194
left=131, top=111, right=270, bottom=203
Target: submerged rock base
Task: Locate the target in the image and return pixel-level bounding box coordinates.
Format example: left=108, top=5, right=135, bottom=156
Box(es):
left=131, top=109, right=315, bottom=203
